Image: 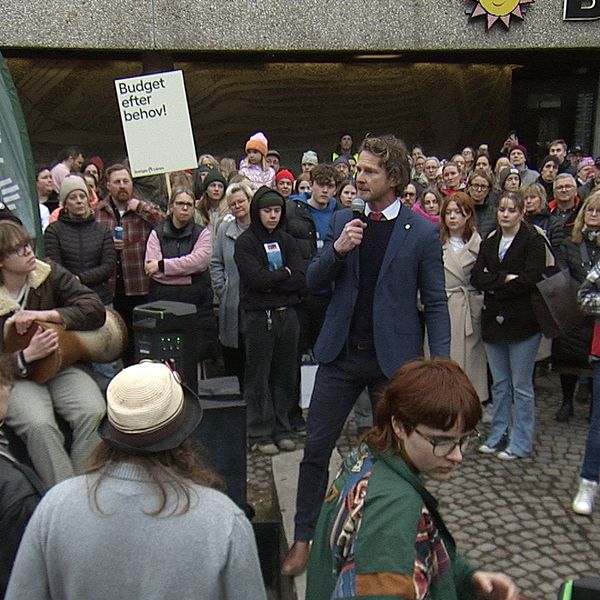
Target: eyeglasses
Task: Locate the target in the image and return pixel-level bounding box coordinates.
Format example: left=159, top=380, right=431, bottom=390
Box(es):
left=414, top=428, right=480, bottom=457
left=470, top=183, right=489, bottom=191
left=173, top=201, right=194, bottom=208
left=228, top=199, right=248, bottom=208
left=7, top=241, right=33, bottom=257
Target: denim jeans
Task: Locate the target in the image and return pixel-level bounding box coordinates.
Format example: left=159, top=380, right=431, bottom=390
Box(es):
left=580, top=361, right=600, bottom=482
left=484, top=333, right=541, bottom=457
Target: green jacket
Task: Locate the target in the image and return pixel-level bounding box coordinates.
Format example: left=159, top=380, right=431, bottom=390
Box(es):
left=306, top=445, right=478, bottom=600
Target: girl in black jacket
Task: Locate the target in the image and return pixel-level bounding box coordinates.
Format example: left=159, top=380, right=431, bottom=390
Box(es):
left=234, top=187, right=306, bottom=455
left=471, top=191, right=546, bottom=460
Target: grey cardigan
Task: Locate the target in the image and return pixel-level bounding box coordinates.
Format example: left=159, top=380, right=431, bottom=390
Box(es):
left=210, top=217, right=244, bottom=348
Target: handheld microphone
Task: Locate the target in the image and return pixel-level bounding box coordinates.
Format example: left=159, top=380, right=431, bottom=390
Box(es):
left=351, top=197, right=365, bottom=219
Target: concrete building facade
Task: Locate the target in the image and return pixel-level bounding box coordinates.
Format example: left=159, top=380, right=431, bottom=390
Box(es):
left=1, top=0, right=600, bottom=166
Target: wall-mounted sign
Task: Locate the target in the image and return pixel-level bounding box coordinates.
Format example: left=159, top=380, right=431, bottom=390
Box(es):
left=563, top=0, right=600, bottom=20
left=469, top=0, right=533, bottom=29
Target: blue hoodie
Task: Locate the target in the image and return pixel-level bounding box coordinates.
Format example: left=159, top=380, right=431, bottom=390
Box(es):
left=289, top=193, right=338, bottom=250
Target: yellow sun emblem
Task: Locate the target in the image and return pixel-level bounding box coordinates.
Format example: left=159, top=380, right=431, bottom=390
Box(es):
left=470, top=0, right=534, bottom=29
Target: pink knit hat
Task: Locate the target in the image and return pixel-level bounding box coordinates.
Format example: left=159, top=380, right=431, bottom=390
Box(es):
left=245, top=132, right=268, bottom=156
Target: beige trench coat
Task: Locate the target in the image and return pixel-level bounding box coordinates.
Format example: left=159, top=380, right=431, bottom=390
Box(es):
left=443, top=233, right=489, bottom=402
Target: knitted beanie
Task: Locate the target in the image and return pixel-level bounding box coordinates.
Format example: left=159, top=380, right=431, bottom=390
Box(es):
left=255, top=187, right=285, bottom=209
left=577, top=157, right=595, bottom=172
left=302, top=150, right=318, bottom=166
left=510, top=144, right=529, bottom=163
left=59, top=175, right=89, bottom=204
left=275, top=169, right=295, bottom=183
left=245, top=132, right=269, bottom=156
left=333, top=156, right=350, bottom=167
left=89, top=155, right=105, bottom=174
left=203, top=169, right=226, bottom=189
left=498, top=167, right=521, bottom=190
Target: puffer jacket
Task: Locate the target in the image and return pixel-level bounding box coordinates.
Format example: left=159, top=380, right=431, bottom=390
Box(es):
left=284, top=195, right=318, bottom=266
left=524, top=210, right=566, bottom=266
left=44, top=211, right=116, bottom=304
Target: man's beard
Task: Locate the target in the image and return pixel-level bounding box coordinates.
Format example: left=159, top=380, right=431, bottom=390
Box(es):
left=114, top=190, right=130, bottom=204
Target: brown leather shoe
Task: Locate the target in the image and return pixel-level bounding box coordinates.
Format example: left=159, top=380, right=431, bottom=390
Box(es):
left=281, top=541, right=310, bottom=576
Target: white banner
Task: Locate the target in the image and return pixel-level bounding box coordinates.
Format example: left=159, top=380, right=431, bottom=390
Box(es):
left=115, top=70, right=197, bottom=177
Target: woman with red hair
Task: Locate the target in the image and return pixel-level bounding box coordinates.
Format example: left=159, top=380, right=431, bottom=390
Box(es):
left=306, top=358, right=518, bottom=600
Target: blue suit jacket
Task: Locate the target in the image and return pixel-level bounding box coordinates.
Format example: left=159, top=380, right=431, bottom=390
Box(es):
left=307, top=206, right=450, bottom=378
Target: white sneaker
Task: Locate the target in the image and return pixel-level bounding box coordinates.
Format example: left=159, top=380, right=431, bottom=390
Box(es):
left=572, top=478, right=599, bottom=515
left=276, top=438, right=296, bottom=452
left=478, top=443, right=496, bottom=454
left=496, top=449, right=521, bottom=461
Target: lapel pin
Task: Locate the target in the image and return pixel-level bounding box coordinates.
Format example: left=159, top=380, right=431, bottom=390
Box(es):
left=405, top=223, right=411, bottom=230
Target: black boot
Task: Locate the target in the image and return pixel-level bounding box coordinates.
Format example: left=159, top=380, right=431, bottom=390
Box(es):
left=555, top=399, right=574, bottom=422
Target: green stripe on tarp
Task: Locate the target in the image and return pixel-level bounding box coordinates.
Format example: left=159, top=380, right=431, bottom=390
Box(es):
left=560, top=580, right=574, bottom=600
left=0, top=51, right=42, bottom=253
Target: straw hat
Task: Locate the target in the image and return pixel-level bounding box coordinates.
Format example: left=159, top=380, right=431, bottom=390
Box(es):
left=98, top=361, right=202, bottom=454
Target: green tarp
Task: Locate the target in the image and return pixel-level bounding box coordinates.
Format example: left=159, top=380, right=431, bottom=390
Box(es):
left=0, top=51, right=41, bottom=248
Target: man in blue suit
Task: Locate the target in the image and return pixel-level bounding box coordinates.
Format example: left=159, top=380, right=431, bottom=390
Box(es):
left=282, top=134, right=451, bottom=575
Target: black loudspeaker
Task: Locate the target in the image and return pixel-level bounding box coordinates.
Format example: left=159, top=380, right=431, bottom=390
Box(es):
left=558, top=577, right=600, bottom=600
left=190, top=377, right=250, bottom=515
left=133, top=301, right=198, bottom=391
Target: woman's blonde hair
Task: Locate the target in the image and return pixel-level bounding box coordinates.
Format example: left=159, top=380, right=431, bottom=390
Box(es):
left=224, top=182, right=253, bottom=209
left=521, top=182, right=547, bottom=209
left=572, top=190, right=600, bottom=245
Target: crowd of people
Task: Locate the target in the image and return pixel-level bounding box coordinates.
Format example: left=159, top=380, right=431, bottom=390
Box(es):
left=0, top=128, right=598, bottom=598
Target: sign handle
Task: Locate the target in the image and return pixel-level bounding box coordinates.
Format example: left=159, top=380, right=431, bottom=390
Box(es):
left=165, top=172, right=172, bottom=200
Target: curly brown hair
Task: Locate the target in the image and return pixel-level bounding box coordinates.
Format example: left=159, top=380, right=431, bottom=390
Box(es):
left=360, top=134, right=410, bottom=194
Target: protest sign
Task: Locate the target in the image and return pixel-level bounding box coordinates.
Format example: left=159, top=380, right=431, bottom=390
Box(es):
left=115, top=70, right=197, bottom=177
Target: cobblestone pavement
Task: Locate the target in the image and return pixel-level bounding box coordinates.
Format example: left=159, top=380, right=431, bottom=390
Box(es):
left=247, top=371, right=599, bottom=599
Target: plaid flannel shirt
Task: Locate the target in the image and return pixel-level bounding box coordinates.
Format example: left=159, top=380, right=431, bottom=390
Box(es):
left=95, top=197, right=165, bottom=296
